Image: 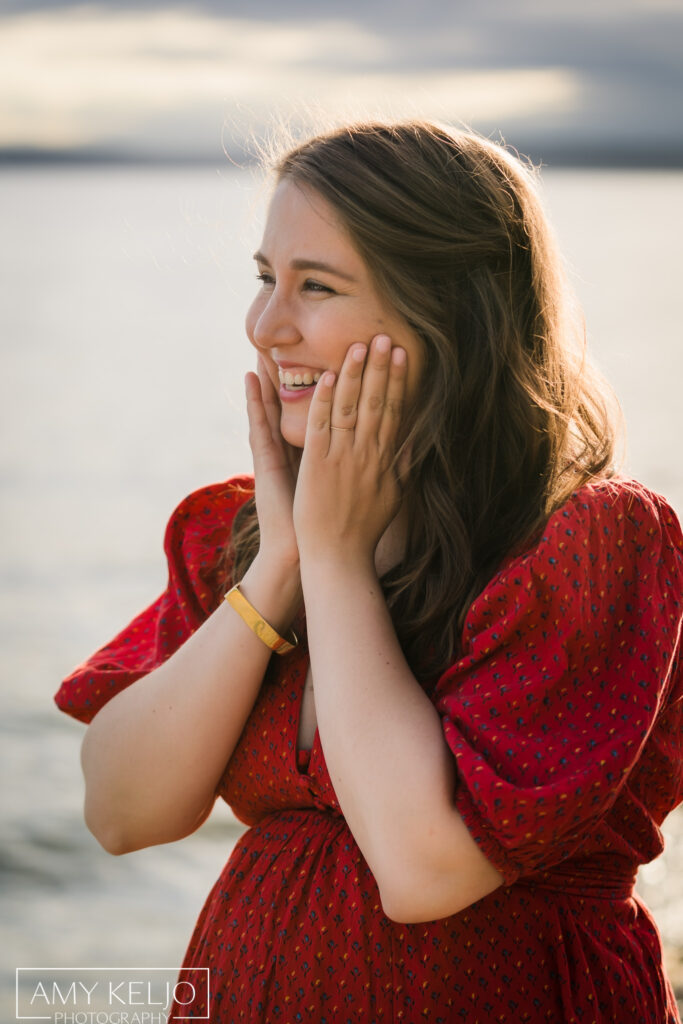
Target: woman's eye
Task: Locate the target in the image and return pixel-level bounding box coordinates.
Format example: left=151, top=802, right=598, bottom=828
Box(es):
left=303, top=279, right=334, bottom=294
left=254, top=273, right=334, bottom=295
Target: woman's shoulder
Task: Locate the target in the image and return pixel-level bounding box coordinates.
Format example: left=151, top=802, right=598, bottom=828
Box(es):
left=550, top=474, right=680, bottom=534
left=165, top=474, right=255, bottom=526
left=459, top=475, right=682, bottom=658
left=532, top=475, right=682, bottom=592
left=162, top=474, right=255, bottom=547
left=161, top=474, right=255, bottom=600
left=517, top=474, right=682, bottom=575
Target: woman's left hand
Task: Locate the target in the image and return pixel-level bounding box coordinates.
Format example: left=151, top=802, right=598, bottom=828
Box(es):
left=293, top=333, right=408, bottom=568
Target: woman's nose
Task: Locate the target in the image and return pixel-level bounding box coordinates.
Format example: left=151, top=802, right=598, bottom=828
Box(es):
left=251, top=292, right=301, bottom=349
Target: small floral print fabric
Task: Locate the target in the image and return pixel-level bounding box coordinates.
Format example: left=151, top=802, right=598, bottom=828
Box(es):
left=55, top=476, right=683, bottom=1023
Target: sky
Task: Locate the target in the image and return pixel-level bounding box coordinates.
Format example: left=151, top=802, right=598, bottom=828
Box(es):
left=1, top=0, right=682, bottom=163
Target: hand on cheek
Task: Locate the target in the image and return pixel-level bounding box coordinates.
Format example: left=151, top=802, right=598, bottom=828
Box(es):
left=244, top=357, right=300, bottom=569
left=293, top=334, right=407, bottom=568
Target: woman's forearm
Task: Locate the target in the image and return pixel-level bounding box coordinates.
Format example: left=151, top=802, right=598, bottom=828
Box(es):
left=301, top=553, right=503, bottom=922
left=80, top=554, right=301, bottom=854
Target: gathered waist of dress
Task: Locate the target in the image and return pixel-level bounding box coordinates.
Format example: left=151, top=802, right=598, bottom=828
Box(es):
left=234, top=803, right=348, bottom=841
left=515, top=860, right=637, bottom=901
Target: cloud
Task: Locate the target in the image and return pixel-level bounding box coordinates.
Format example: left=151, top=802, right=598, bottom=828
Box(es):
left=0, top=1, right=681, bottom=158
left=0, top=7, right=582, bottom=152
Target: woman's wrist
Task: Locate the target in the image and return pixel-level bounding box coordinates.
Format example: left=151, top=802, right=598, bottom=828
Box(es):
left=299, top=545, right=378, bottom=589
left=253, top=521, right=300, bottom=566
left=240, top=550, right=302, bottom=635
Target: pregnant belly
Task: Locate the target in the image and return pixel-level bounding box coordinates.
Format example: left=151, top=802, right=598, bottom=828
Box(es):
left=166, top=809, right=678, bottom=1023
left=169, top=809, right=396, bottom=1021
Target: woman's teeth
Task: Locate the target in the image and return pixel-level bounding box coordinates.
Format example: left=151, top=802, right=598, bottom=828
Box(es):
left=278, top=369, right=321, bottom=389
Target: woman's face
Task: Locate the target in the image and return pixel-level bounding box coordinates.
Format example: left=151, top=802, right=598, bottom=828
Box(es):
left=245, top=177, right=424, bottom=449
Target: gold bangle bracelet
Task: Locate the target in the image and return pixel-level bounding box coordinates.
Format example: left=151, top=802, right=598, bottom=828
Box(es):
left=224, top=584, right=298, bottom=655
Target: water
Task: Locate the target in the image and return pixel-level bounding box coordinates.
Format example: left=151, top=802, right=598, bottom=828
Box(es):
left=1, top=165, right=682, bottom=1016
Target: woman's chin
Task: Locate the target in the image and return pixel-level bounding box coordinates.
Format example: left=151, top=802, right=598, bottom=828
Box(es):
left=279, top=418, right=307, bottom=450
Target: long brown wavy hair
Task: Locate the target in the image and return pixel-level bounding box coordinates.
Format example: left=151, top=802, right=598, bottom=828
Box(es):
left=228, top=120, right=622, bottom=678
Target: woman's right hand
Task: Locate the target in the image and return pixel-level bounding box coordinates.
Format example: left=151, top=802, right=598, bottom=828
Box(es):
left=245, top=358, right=300, bottom=571
left=80, top=358, right=303, bottom=857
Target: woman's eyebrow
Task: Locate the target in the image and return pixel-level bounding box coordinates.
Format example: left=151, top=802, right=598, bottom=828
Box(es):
left=253, top=251, right=357, bottom=282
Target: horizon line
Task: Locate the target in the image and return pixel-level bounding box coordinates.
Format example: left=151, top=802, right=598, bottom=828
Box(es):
left=2, top=142, right=683, bottom=170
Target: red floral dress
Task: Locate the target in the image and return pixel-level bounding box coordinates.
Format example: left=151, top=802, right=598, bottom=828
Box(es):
left=55, top=475, right=683, bottom=1023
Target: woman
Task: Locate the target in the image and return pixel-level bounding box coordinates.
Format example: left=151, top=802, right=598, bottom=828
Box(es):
left=55, top=122, right=683, bottom=1022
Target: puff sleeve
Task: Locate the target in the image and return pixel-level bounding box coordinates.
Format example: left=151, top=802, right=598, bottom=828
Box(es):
left=54, top=476, right=254, bottom=725
left=435, top=479, right=683, bottom=886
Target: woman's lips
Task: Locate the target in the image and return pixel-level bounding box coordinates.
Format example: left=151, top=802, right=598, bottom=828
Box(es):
left=279, top=382, right=316, bottom=402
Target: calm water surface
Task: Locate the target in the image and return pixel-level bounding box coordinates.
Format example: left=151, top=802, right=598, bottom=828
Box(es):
left=1, top=166, right=682, bottom=1014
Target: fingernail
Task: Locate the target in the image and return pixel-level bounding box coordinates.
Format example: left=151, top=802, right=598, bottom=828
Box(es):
left=352, top=344, right=367, bottom=362
left=323, top=371, right=336, bottom=386
left=391, top=347, right=406, bottom=365
left=376, top=334, right=391, bottom=353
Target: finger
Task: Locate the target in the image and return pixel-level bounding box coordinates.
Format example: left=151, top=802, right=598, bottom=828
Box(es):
left=329, top=343, right=367, bottom=431
left=245, top=371, right=273, bottom=456
left=304, top=371, right=336, bottom=457
left=256, top=356, right=282, bottom=438
left=246, top=370, right=290, bottom=473
left=245, top=369, right=261, bottom=400
left=355, top=334, right=392, bottom=444
left=377, top=346, right=407, bottom=453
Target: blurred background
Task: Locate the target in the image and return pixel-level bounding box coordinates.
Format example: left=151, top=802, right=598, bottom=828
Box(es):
left=2, top=0, right=682, bottom=1018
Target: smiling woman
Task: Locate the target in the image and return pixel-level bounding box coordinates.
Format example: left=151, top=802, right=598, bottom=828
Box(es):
left=247, top=178, right=424, bottom=449
left=54, top=121, right=683, bottom=1023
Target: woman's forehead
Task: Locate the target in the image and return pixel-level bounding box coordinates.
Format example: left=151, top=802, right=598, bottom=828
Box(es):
left=261, top=178, right=359, bottom=262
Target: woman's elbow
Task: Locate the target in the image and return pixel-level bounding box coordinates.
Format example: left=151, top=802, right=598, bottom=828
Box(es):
left=84, top=808, right=172, bottom=856
left=378, top=876, right=461, bottom=925
left=96, top=833, right=133, bottom=856
left=84, top=811, right=130, bottom=856
left=378, top=875, right=499, bottom=925
left=83, top=795, right=139, bottom=855
left=377, top=887, right=427, bottom=924
left=376, top=853, right=504, bottom=924
left=83, top=792, right=216, bottom=856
